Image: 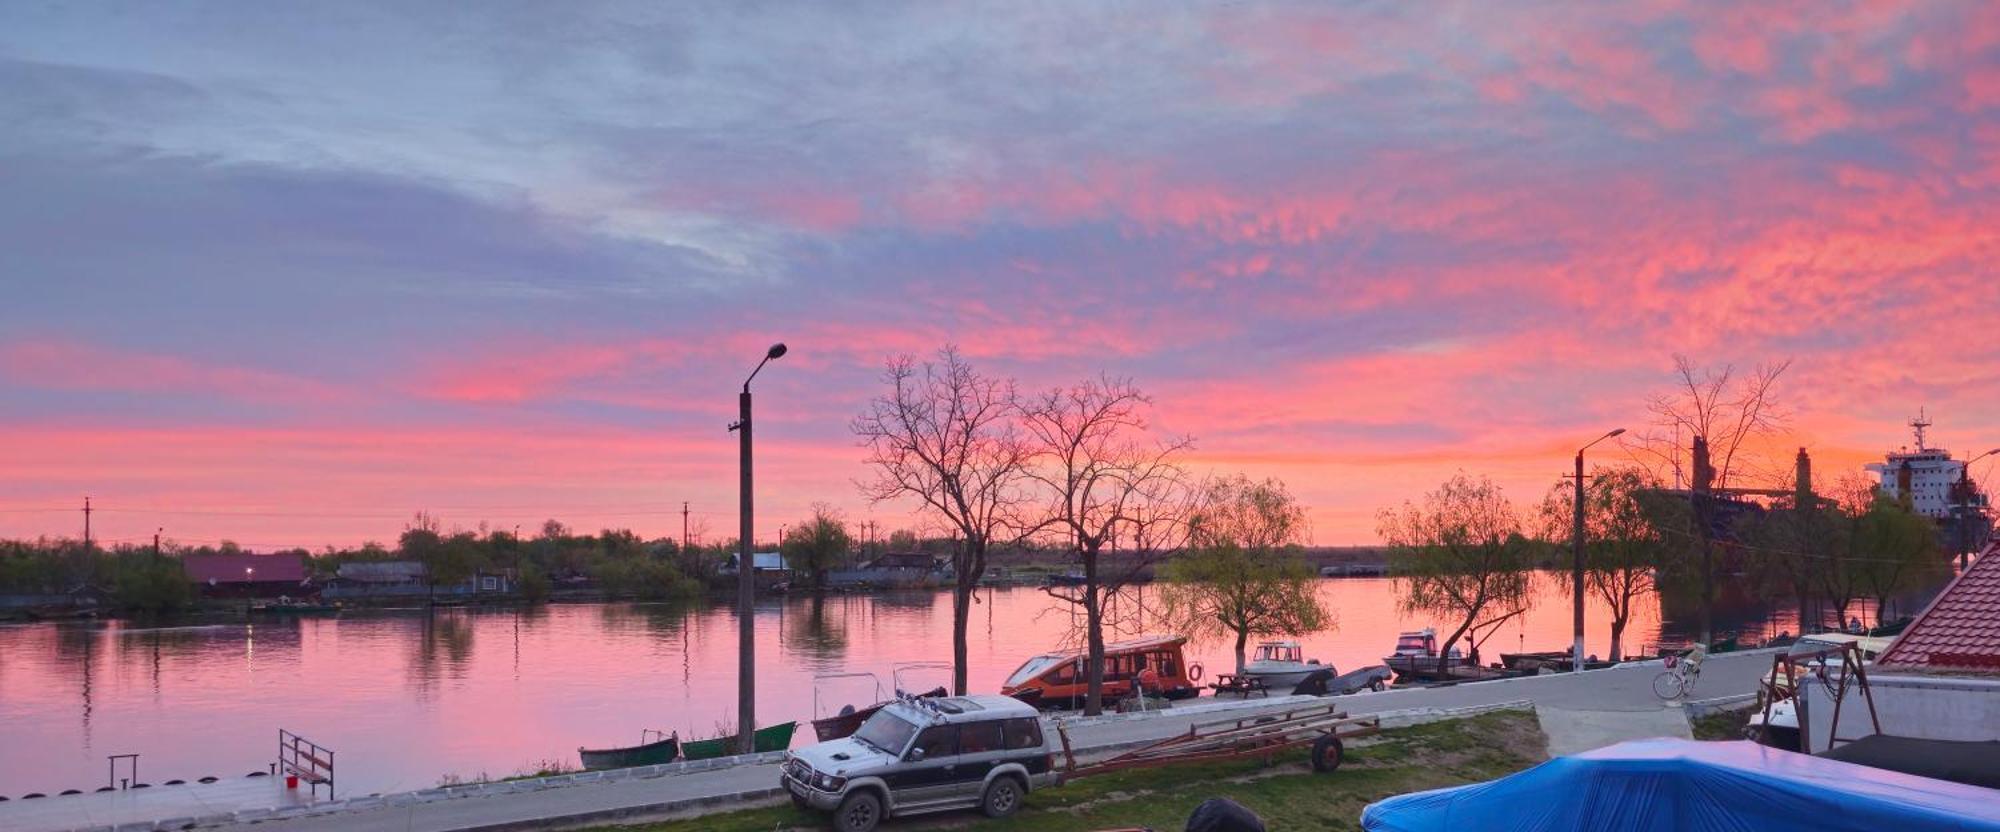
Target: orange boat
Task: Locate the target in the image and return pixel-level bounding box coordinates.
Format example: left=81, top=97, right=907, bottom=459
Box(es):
left=999, top=634, right=1203, bottom=709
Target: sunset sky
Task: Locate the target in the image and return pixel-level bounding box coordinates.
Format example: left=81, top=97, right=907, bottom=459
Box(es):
left=3, top=2, right=1997, bottom=549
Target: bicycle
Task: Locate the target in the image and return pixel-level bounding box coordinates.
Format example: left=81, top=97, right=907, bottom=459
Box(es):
left=1652, top=648, right=1705, bottom=700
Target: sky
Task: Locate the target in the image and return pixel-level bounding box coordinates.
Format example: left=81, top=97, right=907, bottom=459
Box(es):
left=2, top=1, right=1998, bottom=549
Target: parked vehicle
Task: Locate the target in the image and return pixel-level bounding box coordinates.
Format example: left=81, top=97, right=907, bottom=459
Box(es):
left=1240, top=639, right=1328, bottom=689
left=781, top=694, right=1056, bottom=832
left=578, top=730, right=678, bottom=770
left=999, top=634, right=1202, bottom=709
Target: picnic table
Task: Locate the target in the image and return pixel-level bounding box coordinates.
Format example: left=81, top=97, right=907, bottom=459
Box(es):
left=1210, top=673, right=1269, bottom=699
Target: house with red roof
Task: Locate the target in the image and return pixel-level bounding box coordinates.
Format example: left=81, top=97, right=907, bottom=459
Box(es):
left=182, top=551, right=313, bottom=598
left=1800, top=541, right=2000, bottom=746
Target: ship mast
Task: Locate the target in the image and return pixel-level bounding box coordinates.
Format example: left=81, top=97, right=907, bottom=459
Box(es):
left=1911, top=408, right=1931, bottom=451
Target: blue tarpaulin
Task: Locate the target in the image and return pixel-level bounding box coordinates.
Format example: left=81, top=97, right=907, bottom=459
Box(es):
left=1362, top=738, right=2000, bottom=832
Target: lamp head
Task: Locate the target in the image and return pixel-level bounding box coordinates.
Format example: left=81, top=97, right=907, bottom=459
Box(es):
left=766, top=343, right=788, bottom=361
left=1608, top=428, right=1627, bottom=438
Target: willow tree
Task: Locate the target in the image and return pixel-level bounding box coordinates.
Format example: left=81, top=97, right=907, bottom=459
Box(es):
left=853, top=347, right=1028, bottom=695
left=780, top=503, right=854, bottom=589
left=1379, top=474, right=1533, bottom=661
left=1020, top=375, right=1196, bottom=716
left=1537, top=466, right=1675, bottom=661
left=1160, top=475, right=1330, bottom=673
left=1850, top=495, right=1943, bottom=626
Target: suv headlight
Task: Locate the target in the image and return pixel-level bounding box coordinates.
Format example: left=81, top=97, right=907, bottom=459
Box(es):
left=813, top=772, right=847, bottom=791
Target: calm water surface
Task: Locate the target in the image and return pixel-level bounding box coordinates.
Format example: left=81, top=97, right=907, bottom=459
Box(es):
left=0, top=577, right=1812, bottom=796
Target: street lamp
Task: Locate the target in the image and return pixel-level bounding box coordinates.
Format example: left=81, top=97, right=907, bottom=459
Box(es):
left=729, top=342, right=786, bottom=754
left=1573, top=428, right=1625, bottom=673
left=1958, top=448, right=1999, bottom=570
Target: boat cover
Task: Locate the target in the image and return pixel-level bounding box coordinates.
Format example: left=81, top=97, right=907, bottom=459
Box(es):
left=1361, top=738, right=2000, bottom=832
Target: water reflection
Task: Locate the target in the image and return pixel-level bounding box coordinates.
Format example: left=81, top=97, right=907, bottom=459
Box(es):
left=781, top=594, right=848, bottom=668
left=0, top=574, right=1950, bottom=797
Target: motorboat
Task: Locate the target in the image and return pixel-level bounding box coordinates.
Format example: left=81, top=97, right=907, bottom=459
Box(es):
left=1001, top=634, right=1202, bottom=709
left=1382, top=627, right=1472, bottom=682
left=1241, top=640, right=1329, bottom=689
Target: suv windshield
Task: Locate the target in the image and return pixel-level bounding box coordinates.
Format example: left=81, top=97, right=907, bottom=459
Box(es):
left=852, top=710, right=919, bottom=755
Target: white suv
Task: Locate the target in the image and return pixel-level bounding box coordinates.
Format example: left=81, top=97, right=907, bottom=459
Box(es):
left=781, top=694, right=1057, bottom=832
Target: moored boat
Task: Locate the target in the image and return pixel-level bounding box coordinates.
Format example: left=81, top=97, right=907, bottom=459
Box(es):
left=1000, top=634, right=1203, bottom=709
left=681, top=721, right=798, bottom=760
left=578, top=730, right=678, bottom=770
left=1240, top=640, right=1329, bottom=689
left=1382, top=628, right=1472, bottom=682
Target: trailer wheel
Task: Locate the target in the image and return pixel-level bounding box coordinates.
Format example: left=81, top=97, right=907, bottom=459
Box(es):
left=1369, top=679, right=1387, bottom=692
left=1311, top=735, right=1345, bottom=772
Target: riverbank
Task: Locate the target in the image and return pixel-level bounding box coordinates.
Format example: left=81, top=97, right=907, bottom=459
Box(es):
left=0, top=650, right=1780, bottom=832
left=603, top=709, right=1546, bottom=832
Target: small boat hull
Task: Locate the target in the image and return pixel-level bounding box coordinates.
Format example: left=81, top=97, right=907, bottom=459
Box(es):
left=1240, top=665, right=1323, bottom=690
left=681, top=721, right=798, bottom=760
left=578, top=734, right=679, bottom=770
left=813, top=687, right=947, bottom=741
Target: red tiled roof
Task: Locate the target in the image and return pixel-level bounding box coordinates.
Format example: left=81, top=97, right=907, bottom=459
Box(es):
left=182, top=552, right=311, bottom=584
left=1875, top=541, right=2000, bottom=674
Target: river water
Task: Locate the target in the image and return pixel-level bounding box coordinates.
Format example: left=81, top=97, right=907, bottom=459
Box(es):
left=0, top=576, right=1820, bottom=796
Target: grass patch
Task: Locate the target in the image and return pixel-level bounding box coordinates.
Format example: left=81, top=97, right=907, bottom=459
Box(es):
left=1689, top=706, right=1754, bottom=741
left=598, top=710, right=1546, bottom=832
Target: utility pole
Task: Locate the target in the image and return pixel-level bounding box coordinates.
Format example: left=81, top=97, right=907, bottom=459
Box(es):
left=1573, top=429, right=1624, bottom=673
left=83, top=496, right=93, bottom=550
left=730, top=343, right=785, bottom=755
left=154, top=528, right=163, bottom=560
left=682, top=502, right=691, bottom=553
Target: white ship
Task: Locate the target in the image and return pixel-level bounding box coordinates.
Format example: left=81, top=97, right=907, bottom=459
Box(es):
left=1863, top=410, right=1994, bottom=520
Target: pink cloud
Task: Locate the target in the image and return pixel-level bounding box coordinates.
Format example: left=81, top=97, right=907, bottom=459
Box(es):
left=0, top=339, right=349, bottom=404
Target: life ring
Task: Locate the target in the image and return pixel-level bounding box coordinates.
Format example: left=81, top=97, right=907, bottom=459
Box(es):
left=1188, top=662, right=1204, bottom=682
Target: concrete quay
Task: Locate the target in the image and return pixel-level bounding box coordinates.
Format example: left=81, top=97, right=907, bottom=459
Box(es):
left=1, top=649, right=1779, bottom=832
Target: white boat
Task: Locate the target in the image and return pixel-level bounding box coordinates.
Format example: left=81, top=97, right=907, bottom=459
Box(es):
left=1240, top=640, right=1329, bottom=690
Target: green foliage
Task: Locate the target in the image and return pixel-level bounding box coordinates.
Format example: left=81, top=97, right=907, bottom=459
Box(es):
left=108, top=554, right=194, bottom=613
left=1536, top=467, right=1675, bottom=659
left=780, top=504, right=853, bottom=587
left=515, top=569, right=551, bottom=603
left=1379, top=474, right=1534, bottom=655
left=1161, top=475, right=1330, bottom=672
left=604, top=710, right=1547, bottom=832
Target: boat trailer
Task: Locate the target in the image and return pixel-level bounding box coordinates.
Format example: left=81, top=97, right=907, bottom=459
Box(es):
left=1055, top=702, right=1380, bottom=781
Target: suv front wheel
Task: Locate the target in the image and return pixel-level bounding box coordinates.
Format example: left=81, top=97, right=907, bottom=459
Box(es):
left=981, top=776, right=1023, bottom=818
left=833, top=790, right=882, bottom=832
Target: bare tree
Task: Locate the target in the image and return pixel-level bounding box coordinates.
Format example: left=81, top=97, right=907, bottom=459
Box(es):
left=1018, top=376, right=1196, bottom=715
left=1628, top=355, right=1790, bottom=644
left=853, top=347, right=1029, bottom=695
left=1629, top=355, right=1791, bottom=489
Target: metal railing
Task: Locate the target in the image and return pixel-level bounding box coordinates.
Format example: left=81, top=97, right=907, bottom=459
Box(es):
left=278, top=729, right=335, bottom=798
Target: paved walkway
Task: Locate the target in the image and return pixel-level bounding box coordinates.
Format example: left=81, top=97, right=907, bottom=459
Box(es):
left=2, top=649, right=1778, bottom=832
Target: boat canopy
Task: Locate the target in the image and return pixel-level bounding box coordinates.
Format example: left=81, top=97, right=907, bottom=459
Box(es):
left=1362, top=738, right=2000, bottom=832
left=1004, top=655, right=1066, bottom=687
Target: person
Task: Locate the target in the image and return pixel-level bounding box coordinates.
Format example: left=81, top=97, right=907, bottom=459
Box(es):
left=1681, top=643, right=1707, bottom=677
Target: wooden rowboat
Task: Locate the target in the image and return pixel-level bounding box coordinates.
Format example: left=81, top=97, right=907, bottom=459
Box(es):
left=680, top=721, right=797, bottom=761
left=578, top=730, right=678, bottom=770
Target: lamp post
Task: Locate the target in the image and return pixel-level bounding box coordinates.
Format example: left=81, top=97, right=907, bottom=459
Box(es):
left=1573, top=428, right=1625, bottom=673
left=1958, top=448, right=1999, bottom=571
left=730, top=342, right=786, bottom=754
